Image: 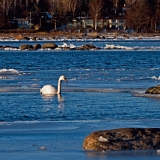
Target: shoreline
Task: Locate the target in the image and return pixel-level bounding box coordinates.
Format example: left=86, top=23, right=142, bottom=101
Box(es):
left=0, top=33, right=160, bottom=51
left=1, top=32, right=160, bottom=40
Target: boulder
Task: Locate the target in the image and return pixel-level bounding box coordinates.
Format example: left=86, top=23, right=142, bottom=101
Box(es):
left=31, top=37, right=37, bottom=41
left=145, top=84, right=160, bottom=94
left=42, top=43, right=58, bottom=50
left=27, top=45, right=34, bottom=50
left=20, top=44, right=34, bottom=50
left=15, top=34, right=30, bottom=40
left=79, top=44, right=97, bottom=50
left=83, top=128, right=160, bottom=151
left=36, top=37, right=43, bottom=40
left=15, top=34, right=24, bottom=40
left=23, top=37, right=30, bottom=40
left=33, top=44, right=41, bottom=50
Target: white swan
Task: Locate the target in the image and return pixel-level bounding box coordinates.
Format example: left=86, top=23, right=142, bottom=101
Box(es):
left=40, top=75, right=68, bottom=96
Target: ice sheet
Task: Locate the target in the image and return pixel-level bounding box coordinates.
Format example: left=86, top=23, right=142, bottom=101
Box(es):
left=0, top=120, right=160, bottom=160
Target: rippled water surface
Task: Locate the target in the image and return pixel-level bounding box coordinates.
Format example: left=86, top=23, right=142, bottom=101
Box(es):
left=0, top=39, right=160, bottom=122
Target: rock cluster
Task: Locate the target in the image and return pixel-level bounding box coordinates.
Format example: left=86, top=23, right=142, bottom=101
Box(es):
left=42, top=43, right=58, bottom=50
left=79, top=44, right=98, bottom=50
left=0, top=42, right=101, bottom=51
left=83, top=128, right=160, bottom=151
left=15, top=34, right=30, bottom=40
left=145, top=84, right=160, bottom=94
left=20, top=44, right=34, bottom=50
left=19, top=43, right=57, bottom=50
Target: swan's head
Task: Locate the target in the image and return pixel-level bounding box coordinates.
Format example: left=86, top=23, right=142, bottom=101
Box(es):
left=59, top=75, right=68, bottom=83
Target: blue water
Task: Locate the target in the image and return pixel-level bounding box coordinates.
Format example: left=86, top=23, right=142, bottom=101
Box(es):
left=0, top=40, right=160, bottom=122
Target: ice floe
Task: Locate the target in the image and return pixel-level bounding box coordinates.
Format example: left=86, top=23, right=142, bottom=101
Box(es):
left=0, top=68, right=20, bottom=75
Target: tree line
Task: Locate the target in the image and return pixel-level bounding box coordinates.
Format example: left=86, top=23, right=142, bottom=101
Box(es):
left=126, top=0, right=160, bottom=33
left=0, top=0, right=160, bottom=33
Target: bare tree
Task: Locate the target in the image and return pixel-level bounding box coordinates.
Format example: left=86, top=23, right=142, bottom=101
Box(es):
left=0, top=0, right=14, bottom=16
left=155, top=0, right=160, bottom=31
left=89, top=0, right=104, bottom=30
left=126, top=0, right=152, bottom=33
left=15, top=0, right=23, bottom=8
left=125, top=0, right=136, bottom=7
left=110, top=0, right=119, bottom=13
left=53, top=0, right=65, bottom=16
left=61, top=0, right=80, bottom=17
left=70, top=0, right=79, bottom=17
left=48, top=0, right=56, bottom=13
left=25, top=0, right=28, bottom=9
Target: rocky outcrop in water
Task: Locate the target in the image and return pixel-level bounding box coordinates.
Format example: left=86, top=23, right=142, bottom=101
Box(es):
left=145, top=84, right=160, bottom=94
left=42, top=43, right=58, bottom=49
left=79, top=44, right=98, bottom=50
left=20, top=44, right=34, bottom=50
left=33, top=44, right=41, bottom=50
left=83, top=128, right=160, bottom=151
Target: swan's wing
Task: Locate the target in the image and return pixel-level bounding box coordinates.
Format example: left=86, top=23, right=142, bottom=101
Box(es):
left=40, top=85, right=57, bottom=95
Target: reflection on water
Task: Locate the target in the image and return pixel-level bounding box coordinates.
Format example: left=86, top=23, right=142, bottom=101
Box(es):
left=57, top=94, right=64, bottom=102
left=57, top=94, right=65, bottom=114
left=41, top=93, right=65, bottom=116
left=41, top=93, right=64, bottom=102
left=85, top=150, right=159, bottom=159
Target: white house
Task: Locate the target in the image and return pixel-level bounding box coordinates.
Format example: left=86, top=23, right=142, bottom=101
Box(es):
left=67, top=16, right=126, bottom=30
left=108, top=17, right=126, bottom=29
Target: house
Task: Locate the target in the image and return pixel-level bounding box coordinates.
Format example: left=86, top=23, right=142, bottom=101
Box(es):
left=108, top=17, right=126, bottom=29
left=10, top=18, right=30, bottom=29
left=10, top=12, right=52, bottom=30
left=67, top=17, right=109, bottom=29
left=67, top=17, right=93, bottom=29
left=67, top=16, right=126, bottom=31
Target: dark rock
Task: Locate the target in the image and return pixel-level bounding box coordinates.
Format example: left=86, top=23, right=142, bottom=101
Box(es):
left=42, top=43, right=58, bottom=49
left=79, top=44, right=97, bottom=50
left=83, top=128, right=160, bottom=151
left=33, top=44, right=41, bottom=50
left=3, top=46, right=19, bottom=50
left=19, top=44, right=28, bottom=50
left=101, top=36, right=106, bottom=39
left=23, top=37, right=30, bottom=40
left=145, top=84, right=160, bottom=94
left=15, top=34, right=30, bottom=40
left=36, top=37, right=43, bottom=40
left=31, top=37, right=37, bottom=41
left=20, top=44, right=34, bottom=50
left=95, top=36, right=101, bottom=39
left=28, top=45, right=34, bottom=50
left=2, top=45, right=12, bottom=49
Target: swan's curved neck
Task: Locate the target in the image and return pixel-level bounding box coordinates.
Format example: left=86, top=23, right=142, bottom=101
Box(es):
left=57, top=80, right=62, bottom=94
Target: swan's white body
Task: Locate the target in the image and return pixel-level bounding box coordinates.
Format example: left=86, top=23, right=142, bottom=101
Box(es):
left=40, top=75, right=68, bottom=96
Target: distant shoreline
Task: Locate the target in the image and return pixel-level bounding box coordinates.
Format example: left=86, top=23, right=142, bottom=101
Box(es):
left=0, top=31, right=160, bottom=40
